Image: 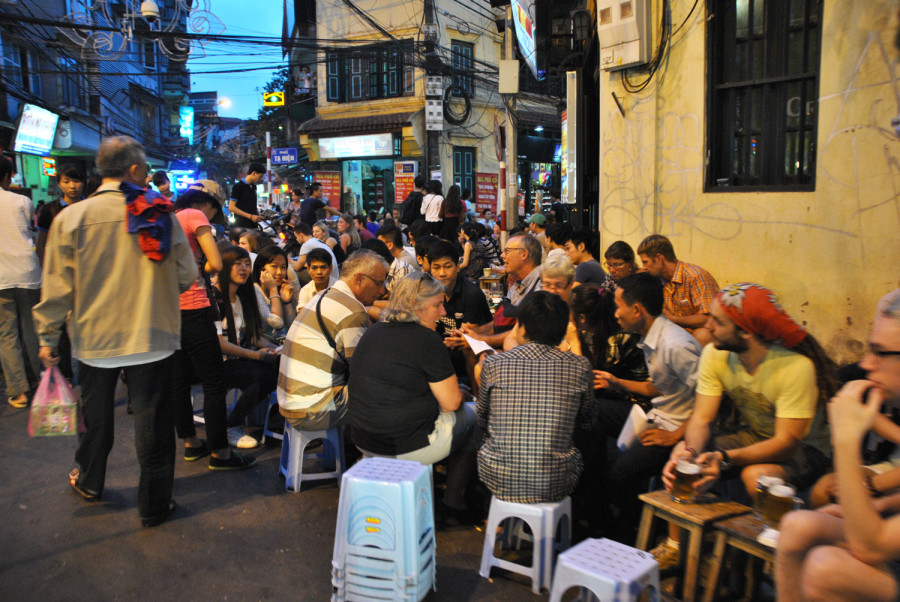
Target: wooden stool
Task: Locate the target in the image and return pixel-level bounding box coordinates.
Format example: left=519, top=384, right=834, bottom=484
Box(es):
left=635, top=490, right=750, bottom=602
left=702, top=513, right=775, bottom=602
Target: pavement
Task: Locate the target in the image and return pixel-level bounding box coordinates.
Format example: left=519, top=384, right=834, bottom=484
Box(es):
left=0, top=380, right=555, bottom=601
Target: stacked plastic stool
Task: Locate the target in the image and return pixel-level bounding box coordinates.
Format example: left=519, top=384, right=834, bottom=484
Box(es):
left=549, top=537, right=659, bottom=602
left=279, top=423, right=345, bottom=492
left=479, top=496, right=572, bottom=594
left=331, top=458, right=436, bottom=601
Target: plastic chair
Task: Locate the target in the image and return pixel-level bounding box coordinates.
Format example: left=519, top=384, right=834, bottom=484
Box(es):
left=549, top=538, right=659, bottom=602
left=278, top=423, right=344, bottom=492
left=332, top=458, right=436, bottom=601
left=479, top=496, right=572, bottom=594
left=261, top=392, right=283, bottom=444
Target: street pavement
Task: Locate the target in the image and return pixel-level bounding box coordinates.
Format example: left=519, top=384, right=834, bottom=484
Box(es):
left=0, top=380, right=539, bottom=601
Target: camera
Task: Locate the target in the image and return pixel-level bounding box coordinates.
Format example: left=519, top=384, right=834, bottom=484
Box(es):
left=141, top=0, right=160, bottom=23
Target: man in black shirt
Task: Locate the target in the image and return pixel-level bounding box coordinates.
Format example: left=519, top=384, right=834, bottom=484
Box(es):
left=299, top=182, right=340, bottom=226
left=229, top=163, right=265, bottom=228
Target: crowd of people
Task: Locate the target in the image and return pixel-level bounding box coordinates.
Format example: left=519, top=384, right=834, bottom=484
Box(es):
left=3, top=134, right=900, bottom=599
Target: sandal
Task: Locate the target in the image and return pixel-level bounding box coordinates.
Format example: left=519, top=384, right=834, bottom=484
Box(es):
left=68, top=468, right=100, bottom=502
left=141, top=500, right=177, bottom=528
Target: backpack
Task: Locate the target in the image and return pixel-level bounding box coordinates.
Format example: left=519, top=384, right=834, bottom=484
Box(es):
left=399, top=190, right=424, bottom=226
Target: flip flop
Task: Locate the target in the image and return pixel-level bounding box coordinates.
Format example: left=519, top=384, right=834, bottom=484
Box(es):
left=68, top=468, right=100, bottom=502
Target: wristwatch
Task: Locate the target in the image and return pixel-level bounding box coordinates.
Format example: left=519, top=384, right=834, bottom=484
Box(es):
left=716, top=448, right=732, bottom=469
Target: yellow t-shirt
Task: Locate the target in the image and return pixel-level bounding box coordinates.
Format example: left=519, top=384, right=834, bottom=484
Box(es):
left=696, top=344, right=830, bottom=458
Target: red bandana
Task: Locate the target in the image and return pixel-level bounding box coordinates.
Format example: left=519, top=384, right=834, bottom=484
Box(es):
left=716, top=283, right=807, bottom=348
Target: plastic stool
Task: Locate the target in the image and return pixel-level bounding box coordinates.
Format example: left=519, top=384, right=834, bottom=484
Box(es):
left=279, top=423, right=344, bottom=492
left=332, top=458, right=436, bottom=601
left=549, top=538, right=659, bottom=602
left=261, top=392, right=283, bottom=444
left=479, top=496, right=572, bottom=594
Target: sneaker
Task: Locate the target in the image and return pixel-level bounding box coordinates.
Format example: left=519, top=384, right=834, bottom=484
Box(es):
left=8, top=394, right=27, bottom=408
left=227, top=426, right=258, bottom=449
left=209, top=452, right=258, bottom=471
left=650, top=540, right=681, bottom=570
left=184, top=439, right=210, bottom=462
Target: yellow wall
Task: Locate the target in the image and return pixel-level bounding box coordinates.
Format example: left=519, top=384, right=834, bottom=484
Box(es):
left=598, top=0, right=900, bottom=363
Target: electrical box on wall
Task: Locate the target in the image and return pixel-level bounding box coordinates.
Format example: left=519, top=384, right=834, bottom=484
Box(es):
left=597, top=0, right=650, bottom=71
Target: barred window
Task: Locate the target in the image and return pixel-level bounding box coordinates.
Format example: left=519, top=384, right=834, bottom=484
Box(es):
left=707, top=0, right=822, bottom=191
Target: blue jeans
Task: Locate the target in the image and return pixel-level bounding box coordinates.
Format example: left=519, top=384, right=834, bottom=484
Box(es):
left=75, top=356, right=175, bottom=520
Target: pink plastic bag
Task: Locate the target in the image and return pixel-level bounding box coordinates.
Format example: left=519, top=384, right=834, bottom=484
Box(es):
left=28, top=366, right=82, bottom=437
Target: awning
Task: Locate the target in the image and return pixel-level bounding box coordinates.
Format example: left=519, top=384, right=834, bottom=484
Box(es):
left=298, top=111, right=417, bottom=137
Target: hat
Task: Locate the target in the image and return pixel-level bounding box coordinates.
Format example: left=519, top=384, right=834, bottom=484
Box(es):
left=527, top=213, right=547, bottom=226
left=182, top=180, right=228, bottom=226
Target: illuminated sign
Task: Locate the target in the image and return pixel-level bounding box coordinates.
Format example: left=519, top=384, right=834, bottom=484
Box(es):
left=179, top=106, right=194, bottom=145
left=511, top=0, right=542, bottom=80
left=13, top=104, right=60, bottom=155
left=263, top=91, right=285, bottom=106
left=319, top=133, right=393, bottom=159
left=42, top=157, right=57, bottom=177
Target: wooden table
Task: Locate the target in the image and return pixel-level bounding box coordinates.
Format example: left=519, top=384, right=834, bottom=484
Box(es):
left=635, top=490, right=751, bottom=602
left=702, top=513, right=776, bottom=602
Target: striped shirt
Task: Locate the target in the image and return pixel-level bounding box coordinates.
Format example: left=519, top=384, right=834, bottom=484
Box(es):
left=664, top=261, right=719, bottom=318
left=277, top=279, right=368, bottom=417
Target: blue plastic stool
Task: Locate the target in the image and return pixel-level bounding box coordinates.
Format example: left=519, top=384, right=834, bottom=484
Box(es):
left=278, top=423, right=344, bottom=492
left=331, top=458, right=436, bottom=601
left=549, top=538, right=659, bottom=602
left=261, top=392, right=282, bottom=444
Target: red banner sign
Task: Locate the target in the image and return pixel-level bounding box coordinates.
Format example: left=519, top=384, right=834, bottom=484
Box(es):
left=394, top=161, right=417, bottom=206
left=314, top=171, right=342, bottom=211
left=475, top=172, right=499, bottom=214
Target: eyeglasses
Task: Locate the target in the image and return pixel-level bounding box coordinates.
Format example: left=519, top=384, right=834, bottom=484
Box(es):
left=360, top=274, right=385, bottom=289
left=417, top=272, right=435, bottom=294
left=503, top=246, right=526, bottom=254
left=604, top=261, right=628, bottom=270
left=867, top=345, right=900, bottom=359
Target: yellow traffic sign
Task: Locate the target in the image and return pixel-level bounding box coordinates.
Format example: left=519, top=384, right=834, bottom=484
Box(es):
left=263, top=91, right=285, bottom=106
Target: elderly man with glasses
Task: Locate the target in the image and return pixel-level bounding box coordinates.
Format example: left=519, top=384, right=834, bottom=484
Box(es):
left=278, top=249, right=389, bottom=432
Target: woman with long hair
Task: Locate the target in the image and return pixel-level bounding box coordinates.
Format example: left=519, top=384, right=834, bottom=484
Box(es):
left=457, top=222, right=487, bottom=282
left=170, top=188, right=256, bottom=469
left=313, top=220, right=346, bottom=265
left=439, top=184, right=465, bottom=241
left=250, top=245, right=297, bottom=341
left=336, top=213, right=361, bottom=256
left=214, top=245, right=281, bottom=448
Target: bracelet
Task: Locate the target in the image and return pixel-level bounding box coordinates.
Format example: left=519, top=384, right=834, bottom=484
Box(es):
left=269, top=294, right=280, bottom=300
left=716, top=448, right=732, bottom=469
left=684, top=447, right=697, bottom=457
left=865, top=473, right=883, bottom=498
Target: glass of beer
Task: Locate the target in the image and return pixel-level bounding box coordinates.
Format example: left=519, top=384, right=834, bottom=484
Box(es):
left=671, top=458, right=702, bottom=503
left=755, top=475, right=784, bottom=518
left=763, top=483, right=802, bottom=524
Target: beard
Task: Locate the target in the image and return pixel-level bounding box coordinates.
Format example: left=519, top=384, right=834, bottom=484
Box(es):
left=713, top=335, right=749, bottom=353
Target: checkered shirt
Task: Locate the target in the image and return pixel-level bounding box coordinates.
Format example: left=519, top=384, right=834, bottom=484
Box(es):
left=664, top=261, right=719, bottom=318
left=477, top=343, right=594, bottom=503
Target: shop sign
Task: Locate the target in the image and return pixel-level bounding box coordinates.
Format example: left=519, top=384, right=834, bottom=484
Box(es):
left=13, top=104, right=60, bottom=156
left=41, top=157, right=57, bottom=177
left=313, top=171, right=342, bottom=209
left=319, top=133, right=392, bottom=159
left=393, top=161, right=417, bottom=206
left=179, top=107, right=194, bottom=145
left=474, top=172, right=499, bottom=214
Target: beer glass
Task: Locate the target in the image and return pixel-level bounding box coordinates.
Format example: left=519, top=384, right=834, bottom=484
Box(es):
left=671, top=458, right=702, bottom=503
left=764, top=483, right=803, bottom=523
left=754, top=475, right=784, bottom=518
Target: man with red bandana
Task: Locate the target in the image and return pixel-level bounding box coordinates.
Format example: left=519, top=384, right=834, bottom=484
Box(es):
left=662, top=282, right=837, bottom=499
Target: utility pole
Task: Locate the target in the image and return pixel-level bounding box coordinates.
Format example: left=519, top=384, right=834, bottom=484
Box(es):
left=504, top=5, right=518, bottom=231
left=423, top=0, right=439, bottom=180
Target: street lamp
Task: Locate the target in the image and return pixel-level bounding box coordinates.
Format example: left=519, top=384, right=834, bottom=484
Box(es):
left=217, top=98, right=232, bottom=109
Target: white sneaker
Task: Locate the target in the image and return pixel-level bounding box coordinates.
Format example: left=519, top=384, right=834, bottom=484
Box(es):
left=227, top=426, right=258, bottom=449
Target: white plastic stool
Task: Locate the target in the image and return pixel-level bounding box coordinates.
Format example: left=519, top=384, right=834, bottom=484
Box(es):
left=331, top=458, right=436, bottom=601
left=279, top=423, right=344, bottom=492
left=549, top=538, right=659, bottom=602
left=479, top=496, right=572, bottom=594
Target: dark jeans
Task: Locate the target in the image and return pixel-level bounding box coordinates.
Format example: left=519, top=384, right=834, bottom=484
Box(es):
left=75, top=356, right=175, bottom=520
left=587, top=398, right=673, bottom=543
left=172, top=307, right=229, bottom=451
left=223, top=356, right=278, bottom=427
